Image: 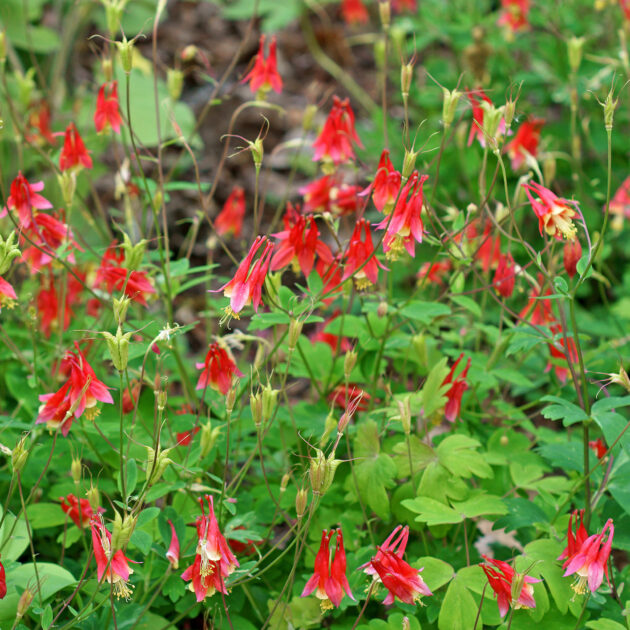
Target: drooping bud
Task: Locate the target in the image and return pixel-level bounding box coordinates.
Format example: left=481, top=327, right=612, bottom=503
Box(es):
left=181, top=44, right=198, bottom=62
left=71, top=457, right=82, bottom=483
left=567, top=36, right=585, bottom=74
left=288, top=318, right=303, bottom=351
left=295, top=487, right=308, bottom=519
left=563, top=238, right=582, bottom=278
left=377, top=301, right=388, bottom=318
left=0, top=231, right=21, bottom=275
left=102, top=326, right=132, bottom=372
left=442, top=88, right=462, bottom=128
left=11, top=436, right=28, bottom=474
left=167, top=69, right=184, bottom=101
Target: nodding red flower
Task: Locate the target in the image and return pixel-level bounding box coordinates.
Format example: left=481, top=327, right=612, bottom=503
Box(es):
left=313, top=96, right=362, bottom=166
left=300, top=175, right=361, bottom=216
left=311, top=311, right=352, bottom=354
left=60, top=494, right=104, bottom=529
left=22, top=212, right=82, bottom=272
left=341, top=0, right=369, bottom=25
left=0, top=556, right=5, bottom=599
left=359, top=525, right=409, bottom=578
left=371, top=550, right=432, bottom=605
left=59, top=123, right=93, bottom=171
left=622, top=0, right=630, bottom=20
left=0, top=277, right=17, bottom=310
left=547, top=323, right=579, bottom=384
left=523, top=181, right=579, bottom=241
left=563, top=238, right=582, bottom=278
left=94, top=81, right=122, bottom=134
left=95, top=244, right=156, bottom=306
left=498, top=0, right=531, bottom=33
left=215, top=186, right=246, bottom=238
left=196, top=342, right=243, bottom=395
left=609, top=176, right=630, bottom=230
left=519, top=275, right=554, bottom=326
left=493, top=252, right=516, bottom=298
left=374, top=171, right=427, bottom=260
left=328, top=384, right=371, bottom=410
left=589, top=438, right=607, bottom=459
left=469, top=221, right=501, bottom=273
left=480, top=555, right=539, bottom=617
left=506, top=117, right=544, bottom=170
left=316, top=256, right=344, bottom=305
left=177, top=427, right=200, bottom=447
left=271, top=205, right=333, bottom=276
left=442, top=353, right=471, bottom=423
left=301, top=529, right=355, bottom=611
left=122, top=380, right=141, bottom=414
left=241, top=34, right=282, bottom=95
left=216, top=235, right=273, bottom=320
left=166, top=520, right=180, bottom=569
left=227, top=526, right=263, bottom=556
left=392, top=0, right=417, bottom=12
left=91, top=517, right=135, bottom=600
left=365, top=149, right=402, bottom=214
left=181, top=495, right=239, bottom=602
left=467, top=90, right=506, bottom=147
left=37, top=273, right=83, bottom=338
left=36, top=342, right=114, bottom=435
left=559, top=510, right=614, bottom=595
left=417, top=260, right=451, bottom=286
left=26, top=101, right=56, bottom=145
left=343, top=218, right=386, bottom=290
left=3, top=172, right=52, bottom=229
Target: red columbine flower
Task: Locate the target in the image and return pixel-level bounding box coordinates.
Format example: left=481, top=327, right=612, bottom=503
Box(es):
left=375, top=171, right=427, bottom=260
left=166, top=519, right=180, bottom=569
left=216, top=235, right=273, bottom=320
left=563, top=238, right=582, bottom=278
left=91, top=517, right=134, bottom=600
left=22, top=212, right=81, bottom=272
left=392, top=0, right=417, bottom=11
left=366, top=149, right=401, bottom=214
left=196, top=342, right=243, bottom=395
left=442, top=353, right=471, bottom=422
left=493, top=252, right=516, bottom=298
left=59, top=123, right=93, bottom=171
left=94, top=82, right=122, bottom=134
left=241, top=34, right=282, bottom=96
left=300, top=176, right=360, bottom=215
left=622, top=0, right=630, bottom=20
left=60, top=494, right=104, bottom=529
left=519, top=275, right=554, bottom=326
left=608, top=175, right=630, bottom=230
left=547, top=323, right=579, bottom=384
left=467, top=90, right=506, bottom=148
left=371, top=550, right=432, bottom=605
left=36, top=342, right=114, bottom=435
left=26, top=101, right=56, bottom=145
left=95, top=243, right=156, bottom=306
left=316, top=256, right=344, bottom=305
left=0, top=556, right=5, bottom=599
left=359, top=525, right=409, bottom=578
left=328, top=384, right=370, bottom=410
left=480, top=556, right=539, bottom=617
left=560, top=510, right=614, bottom=595
left=313, top=96, right=362, bottom=166
left=341, top=0, right=369, bottom=24
left=523, top=181, right=579, bottom=241
left=271, top=205, right=333, bottom=276
left=589, top=438, right=607, bottom=459
left=498, top=0, right=531, bottom=34
left=301, top=529, right=355, bottom=611
left=3, top=172, right=52, bottom=229
left=417, top=260, right=451, bottom=286
left=311, top=311, right=352, bottom=353
left=468, top=220, right=501, bottom=273
left=215, top=186, right=246, bottom=238
left=0, top=277, right=17, bottom=310
left=343, top=218, right=386, bottom=289
left=506, top=117, right=544, bottom=170
left=181, top=495, right=239, bottom=602
left=177, top=427, right=200, bottom=446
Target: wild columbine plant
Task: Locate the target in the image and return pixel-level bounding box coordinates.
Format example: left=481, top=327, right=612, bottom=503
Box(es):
left=0, top=0, right=627, bottom=628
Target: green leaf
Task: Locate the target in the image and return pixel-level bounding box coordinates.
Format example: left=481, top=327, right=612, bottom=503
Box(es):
left=436, top=435, right=493, bottom=479
left=0, top=510, right=29, bottom=562
left=399, top=301, right=451, bottom=325
left=451, top=493, right=508, bottom=519
left=402, top=497, right=463, bottom=526
left=585, top=621, right=627, bottom=630
left=126, top=458, right=138, bottom=496
left=416, top=556, right=454, bottom=592
left=540, top=395, right=588, bottom=426
left=391, top=436, right=435, bottom=477
left=418, top=357, right=450, bottom=417
left=42, top=604, right=53, bottom=630
left=438, top=576, right=478, bottom=630
left=451, top=295, right=482, bottom=318
left=26, top=503, right=68, bottom=529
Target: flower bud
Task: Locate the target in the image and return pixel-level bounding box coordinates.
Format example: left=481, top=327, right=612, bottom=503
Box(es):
left=0, top=231, right=21, bottom=275
left=16, top=587, right=34, bottom=619
left=379, top=0, right=391, bottom=29
left=344, top=349, right=357, bottom=379
left=116, top=36, right=134, bottom=74
left=397, top=396, right=412, bottom=434
left=309, top=448, right=341, bottom=496
left=112, top=510, right=136, bottom=551
left=113, top=296, right=131, bottom=324
left=145, top=445, right=172, bottom=486
left=295, top=488, right=308, bottom=519
left=102, top=326, right=132, bottom=372
left=302, top=104, right=318, bottom=132
left=226, top=382, right=238, bottom=415
left=402, top=150, right=418, bottom=180
left=401, top=61, right=414, bottom=102
left=567, top=36, right=585, bottom=74
left=602, top=85, right=618, bottom=131
left=250, top=136, right=264, bottom=171
left=563, top=238, right=582, bottom=278
left=262, top=384, right=278, bottom=424
left=181, top=44, right=198, bottom=62
left=200, top=421, right=221, bottom=458
left=87, top=483, right=101, bottom=512
left=167, top=69, right=184, bottom=101
left=152, top=190, right=163, bottom=213
left=71, top=457, right=82, bottom=483
left=481, top=102, right=505, bottom=148
left=377, top=301, right=388, bottom=318
left=122, top=233, right=147, bottom=271
left=11, top=436, right=28, bottom=474
left=280, top=472, right=290, bottom=493
left=57, top=171, right=77, bottom=208
left=250, top=391, right=262, bottom=428
left=320, top=409, right=337, bottom=445
left=442, top=88, right=462, bottom=128
left=102, top=57, right=113, bottom=82
left=288, top=319, right=303, bottom=351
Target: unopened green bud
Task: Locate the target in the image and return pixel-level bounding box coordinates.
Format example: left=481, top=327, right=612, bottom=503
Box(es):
left=226, top=382, right=238, bottom=414
left=567, top=36, right=585, bottom=73
left=402, top=148, right=418, bottom=180
left=344, top=349, right=357, bottom=379
left=16, top=587, right=34, bottom=619
left=0, top=231, right=21, bottom=275
left=146, top=445, right=172, bottom=486
left=288, top=319, right=303, bottom=351
left=167, top=69, right=184, bottom=101
left=113, top=296, right=131, bottom=324
left=602, top=85, right=618, bottom=131
left=250, top=137, right=264, bottom=170
left=379, top=0, right=391, bottom=29
left=71, top=457, right=82, bottom=483
left=302, top=104, right=318, bottom=132
left=181, top=44, right=198, bottom=63
left=397, top=396, right=411, bottom=434
left=11, top=436, right=28, bottom=474
left=377, top=301, right=388, bottom=318
left=280, top=472, right=290, bottom=493
left=295, top=488, right=308, bottom=519
left=57, top=171, right=77, bottom=208
left=87, top=483, right=101, bottom=512
left=102, top=327, right=132, bottom=372
left=102, top=57, right=113, bottom=82
left=402, top=618, right=411, bottom=630
left=481, top=102, right=505, bottom=148
left=309, top=448, right=341, bottom=496
left=250, top=392, right=262, bottom=428
left=200, top=421, right=221, bottom=458
left=0, top=32, right=6, bottom=65
left=401, top=63, right=414, bottom=102
left=442, top=88, right=462, bottom=128
left=112, top=510, right=136, bottom=551
left=122, top=233, right=147, bottom=271
left=116, top=36, right=134, bottom=74
left=320, top=410, right=337, bottom=445
left=152, top=190, right=163, bottom=213
left=262, top=385, right=278, bottom=423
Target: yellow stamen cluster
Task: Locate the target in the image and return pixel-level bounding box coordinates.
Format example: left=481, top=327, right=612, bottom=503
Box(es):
left=84, top=406, right=101, bottom=421
left=354, top=277, right=372, bottom=291
left=542, top=203, right=577, bottom=240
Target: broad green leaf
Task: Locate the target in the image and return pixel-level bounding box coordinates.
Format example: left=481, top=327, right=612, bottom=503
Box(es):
left=418, top=357, right=450, bottom=417
left=436, top=435, right=493, bottom=479
left=438, top=576, right=478, bottom=630
left=415, top=556, right=454, bottom=592
left=126, top=458, right=138, bottom=495
left=399, top=301, right=451, bottom=325
left=451, top=295, right=481, bottom=318
left=391, top=436, right=435, bottom=477
left=540, top=396, right=588, bottom=426
left=451, top=493, right=508, bottom=519
left=402, top=497, right=463, bottom=526
left=26, top=503, right=68, bottom=529
left=585, top=621, right=627, bottom=630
